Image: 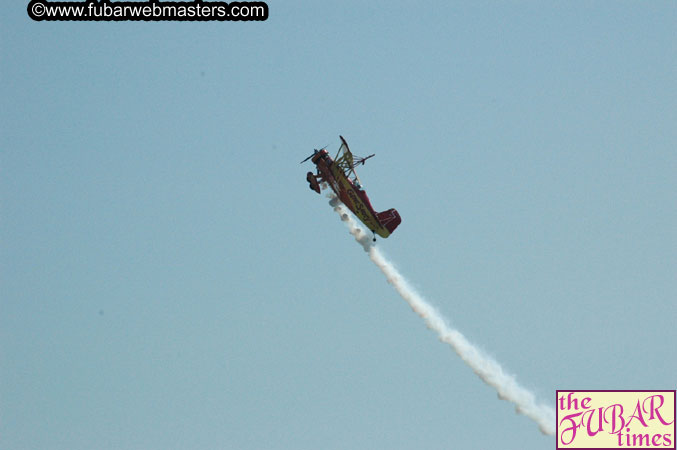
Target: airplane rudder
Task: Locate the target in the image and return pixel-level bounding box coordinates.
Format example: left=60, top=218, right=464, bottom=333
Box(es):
left=377, top=208, right=401, bottom=233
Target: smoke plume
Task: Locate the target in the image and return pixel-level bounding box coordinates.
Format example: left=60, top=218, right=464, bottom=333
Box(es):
left=329, top=196, right=555, bottom=435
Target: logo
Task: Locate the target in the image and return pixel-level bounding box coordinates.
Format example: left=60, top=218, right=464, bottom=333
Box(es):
left=557, top=390, right=675, bottom=449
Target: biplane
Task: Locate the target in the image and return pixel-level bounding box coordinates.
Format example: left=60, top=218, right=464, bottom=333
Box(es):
left=301, top=136, right=401, bottom=240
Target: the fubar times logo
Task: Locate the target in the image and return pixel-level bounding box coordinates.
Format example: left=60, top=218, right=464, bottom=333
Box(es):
left=557, top=390, right=675, bottom=449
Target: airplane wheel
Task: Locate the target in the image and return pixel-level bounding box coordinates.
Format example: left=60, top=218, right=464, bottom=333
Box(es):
left=306, top=172, right=321, bottom=194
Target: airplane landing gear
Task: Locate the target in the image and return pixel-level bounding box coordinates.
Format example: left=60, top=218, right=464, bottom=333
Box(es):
left=306, top=172, right=321, bottom=194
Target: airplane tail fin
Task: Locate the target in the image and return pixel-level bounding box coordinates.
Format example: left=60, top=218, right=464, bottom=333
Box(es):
left=377, top=208, right=401, bottom=235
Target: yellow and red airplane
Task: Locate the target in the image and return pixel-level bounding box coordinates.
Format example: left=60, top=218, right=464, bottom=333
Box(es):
left=302, top=136, right=401, bottom=239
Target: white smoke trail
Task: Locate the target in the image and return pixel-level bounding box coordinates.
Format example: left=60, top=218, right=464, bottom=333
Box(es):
left=329, top=196, right=555, bottom=436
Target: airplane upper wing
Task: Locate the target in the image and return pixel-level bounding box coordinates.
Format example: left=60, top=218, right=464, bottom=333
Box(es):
left=336, top=136, right=362, bottom=185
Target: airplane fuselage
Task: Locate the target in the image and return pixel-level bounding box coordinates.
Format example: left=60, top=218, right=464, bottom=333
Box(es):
left=311, top=150, right=396, bottom=238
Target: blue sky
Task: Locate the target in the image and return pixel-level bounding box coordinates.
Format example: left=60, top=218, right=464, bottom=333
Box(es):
left=2, top=1, right=676, bottom=449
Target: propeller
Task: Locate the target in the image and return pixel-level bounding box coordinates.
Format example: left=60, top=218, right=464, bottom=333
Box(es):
left=299, top=151, right=316, bottom=164
left=299, top=144, right=329, bottom=164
